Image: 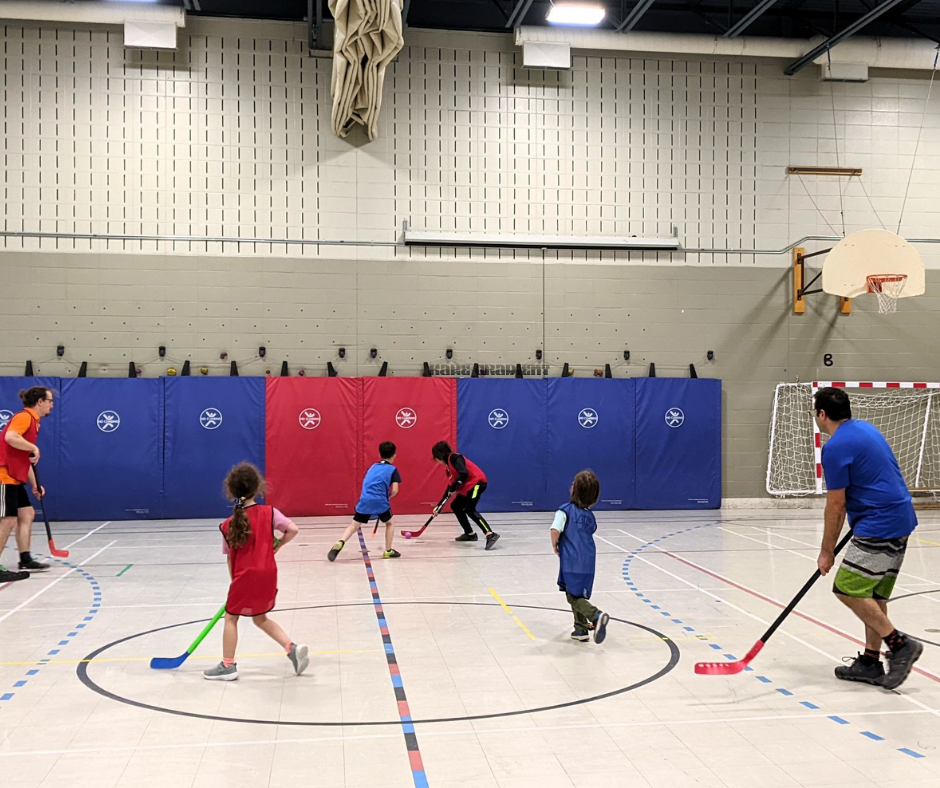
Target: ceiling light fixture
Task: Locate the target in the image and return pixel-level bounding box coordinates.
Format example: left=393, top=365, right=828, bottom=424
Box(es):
left=547, top=2, right=606, bottom=26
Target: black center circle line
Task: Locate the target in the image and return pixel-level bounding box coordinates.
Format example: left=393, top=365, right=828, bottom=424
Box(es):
left=77, top=600, right=680, bottom=728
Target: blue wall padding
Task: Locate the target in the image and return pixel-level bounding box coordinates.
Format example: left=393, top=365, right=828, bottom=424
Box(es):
left=164, top=377, right=266, bottom=519
left=635, top=378, right=722, bottom=509
left=57, top=379, right=165, bottom=520
left=0, top=377, right=63, bottom=519
left=544, top=379, right=637, bottom=511
left=456, top=379, right=548, bottom=511
left=0, top=375, right=723, bottom=520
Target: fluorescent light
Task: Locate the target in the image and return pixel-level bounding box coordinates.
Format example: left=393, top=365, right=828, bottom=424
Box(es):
left=404, top=230, right=679, bottom=251
left=547, top=3, right=606, bottom=26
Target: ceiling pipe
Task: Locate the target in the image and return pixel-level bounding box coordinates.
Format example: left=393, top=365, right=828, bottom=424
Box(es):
left=0, top=1, right=185, bottom=27
left=516, top=26, right=940, bottom=71
left=0, top=1, right=185, bottom=49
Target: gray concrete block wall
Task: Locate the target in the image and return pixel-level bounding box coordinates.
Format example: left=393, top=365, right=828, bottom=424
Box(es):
left=2, top=248, right=939, bottom=497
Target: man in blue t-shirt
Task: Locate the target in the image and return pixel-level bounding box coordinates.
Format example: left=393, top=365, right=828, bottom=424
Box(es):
left=815, top=387, right=922, bottom=690
left=328, top=441, right=402, bottom=561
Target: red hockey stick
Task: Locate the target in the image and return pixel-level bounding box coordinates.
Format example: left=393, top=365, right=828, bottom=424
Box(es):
left=695, top=528, right=853, bottom=675
left=32, top=465, right=69, bottom=558
left=401, top=514, right=435, bottom=540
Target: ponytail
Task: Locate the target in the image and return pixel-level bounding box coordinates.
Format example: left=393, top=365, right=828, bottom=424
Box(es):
left=226, top=497, right=252, bottom=549
left=222, top=463, right=265, bottom=549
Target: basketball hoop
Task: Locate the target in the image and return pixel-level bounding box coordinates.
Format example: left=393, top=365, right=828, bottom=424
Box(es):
left=866, top=274, right=908, bottom=314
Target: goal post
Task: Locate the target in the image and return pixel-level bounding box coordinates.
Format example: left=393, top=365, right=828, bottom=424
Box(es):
left=766, top=381, right=940, bottom=498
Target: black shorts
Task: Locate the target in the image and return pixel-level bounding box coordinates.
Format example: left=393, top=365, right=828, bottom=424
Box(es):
left=353, top=509, right=392, bottom=524
left=0, top=483, right=32, bottom=518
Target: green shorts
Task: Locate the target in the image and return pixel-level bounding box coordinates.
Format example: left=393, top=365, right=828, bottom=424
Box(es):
left=833, top=535, right=908, bottom=600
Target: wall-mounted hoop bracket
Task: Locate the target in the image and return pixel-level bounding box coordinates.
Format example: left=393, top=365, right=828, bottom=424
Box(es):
left=793, top=247, right=851, bottom=314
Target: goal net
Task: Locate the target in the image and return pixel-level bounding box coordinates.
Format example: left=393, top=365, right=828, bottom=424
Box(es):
left=767, top=382, right=940, bottom=497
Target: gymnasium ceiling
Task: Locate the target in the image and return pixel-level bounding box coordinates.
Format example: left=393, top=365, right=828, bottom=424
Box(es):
left=174, top=0, right=940, bottom=43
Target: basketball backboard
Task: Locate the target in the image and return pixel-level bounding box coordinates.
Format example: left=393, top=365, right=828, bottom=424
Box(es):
left=822, top=229, right=925, bottom=299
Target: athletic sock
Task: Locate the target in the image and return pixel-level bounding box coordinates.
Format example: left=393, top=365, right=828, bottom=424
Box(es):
left=20, top=552, right=31, bottom=564
left=884, top=629, right=907, bottom=652
left=222, top=658, right=235, bottom=667
left=860, top=649, right=881, bottom=665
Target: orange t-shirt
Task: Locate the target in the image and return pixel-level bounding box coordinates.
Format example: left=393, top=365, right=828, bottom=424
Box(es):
left=0, top=408, right=39, bottom=485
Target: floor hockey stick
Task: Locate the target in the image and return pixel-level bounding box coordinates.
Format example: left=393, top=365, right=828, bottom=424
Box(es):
left=150, top=539, right=281, bottom=669
left=401, top=513, right=435, bottom=539
left=695, top=528, right=853, bottom=675
left=150, top=605, right=226, bottom=669
left=31, top=465, right=68, bottom=558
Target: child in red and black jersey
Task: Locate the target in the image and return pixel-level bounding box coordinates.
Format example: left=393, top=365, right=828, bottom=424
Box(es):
left=430, top=441, right=499, bottom=550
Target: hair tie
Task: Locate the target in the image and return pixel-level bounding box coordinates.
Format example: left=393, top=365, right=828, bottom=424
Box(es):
left=235, top=496, right=246, bottom=510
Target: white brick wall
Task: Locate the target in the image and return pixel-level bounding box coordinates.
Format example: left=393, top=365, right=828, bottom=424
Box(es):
left=3, top=18, right=939, bottom=267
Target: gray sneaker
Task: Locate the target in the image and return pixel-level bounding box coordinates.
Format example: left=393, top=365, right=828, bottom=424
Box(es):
left=203, top=661, right=238, bottom=681
left=288, top=643, right=310, bottom=676
left=592, top=612, right=610, bottom=644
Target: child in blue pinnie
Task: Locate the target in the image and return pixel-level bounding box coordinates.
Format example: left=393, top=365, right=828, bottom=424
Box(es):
left=551, top=469, right=609, bottom=643
left=328, top=441, right=401, bottom=561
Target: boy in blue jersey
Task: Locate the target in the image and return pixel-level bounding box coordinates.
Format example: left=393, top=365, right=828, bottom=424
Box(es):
left=814, top=387, right=922, bottom=689
left=329, top=441, right=402, bottom=561
left=550, top=470, right=609, bottom=644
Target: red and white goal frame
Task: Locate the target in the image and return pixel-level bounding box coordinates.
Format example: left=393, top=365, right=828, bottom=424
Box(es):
left=767, top=381, right=940, bottom=497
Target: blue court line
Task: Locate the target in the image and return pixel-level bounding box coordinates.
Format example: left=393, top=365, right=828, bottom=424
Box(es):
left=0, top=556, right=102, bottom=712
left=620, top=523, right=926, bottom=761
left=354, top=529, right=428, bottom=788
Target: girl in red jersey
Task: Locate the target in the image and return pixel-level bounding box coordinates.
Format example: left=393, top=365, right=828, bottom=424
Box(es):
left=430, top=441, right=500, bottom=550
left=204, top=463, right=309, bottom=681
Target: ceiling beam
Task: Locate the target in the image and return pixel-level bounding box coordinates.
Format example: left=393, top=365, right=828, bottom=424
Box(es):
left=723, top=0, right=779, bottom=37
left=617, top=0, right=657, bottom=32
left=784, top=0, right=917, bottom=75
left=506, top=0, right=536, bottom=28
left=490, top=0, right=511, bottom=21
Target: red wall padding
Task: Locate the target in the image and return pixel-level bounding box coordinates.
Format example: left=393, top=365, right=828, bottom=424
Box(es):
left=361, top=378, right=457, bottom=514
left=265, top=378, right=362, bottom=516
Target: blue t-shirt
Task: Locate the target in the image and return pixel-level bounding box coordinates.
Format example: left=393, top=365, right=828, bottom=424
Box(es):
left=821, top=419, right=917, bottom=539
left=356, top=462, right=401, bottom=514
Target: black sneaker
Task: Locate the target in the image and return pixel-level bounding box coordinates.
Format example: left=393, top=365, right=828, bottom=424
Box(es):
left=571, top=628, right=590, bottom=642
left=0, top=566, right=29, bottom=582
left=327, top=541, right=344, bottom=562
left=835, top=653, right=885, bottom=685
left=883, top=635, right=924, bottom=690
left=592, top=612, right=610, bottom=644
left=455, top=533, right=478, bottom=542
left=18, top=559, right=50, bottom=572
left=485, top=532, right=500, bottom=551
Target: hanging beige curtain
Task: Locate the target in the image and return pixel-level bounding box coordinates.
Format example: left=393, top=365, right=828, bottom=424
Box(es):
left=328, top=0, right=404, bottom=141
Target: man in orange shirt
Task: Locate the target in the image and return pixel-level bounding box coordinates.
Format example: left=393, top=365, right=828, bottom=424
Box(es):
left=0, top=387, right=55, bottom=582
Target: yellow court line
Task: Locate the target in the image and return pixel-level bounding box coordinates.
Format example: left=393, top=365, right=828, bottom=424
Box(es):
left=0, top=648, right=378, bottom=667
left=488, top=587, right=536, bottom=641
left=912, top=536, right=940, bottom=548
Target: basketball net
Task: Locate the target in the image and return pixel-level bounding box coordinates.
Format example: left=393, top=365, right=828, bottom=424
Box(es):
left=866, top=274, right=908, bottom=314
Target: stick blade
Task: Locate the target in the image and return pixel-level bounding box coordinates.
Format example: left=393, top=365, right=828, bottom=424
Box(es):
left=48, top=540, right=69, bottom=558
left=150, top=653, right=188, bottom=670
left=694, top=660, right=746, bottom=675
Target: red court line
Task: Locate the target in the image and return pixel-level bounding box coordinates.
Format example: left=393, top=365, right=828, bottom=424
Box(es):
left=654, top=547, right=940, bottom=685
